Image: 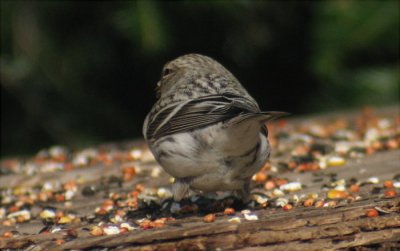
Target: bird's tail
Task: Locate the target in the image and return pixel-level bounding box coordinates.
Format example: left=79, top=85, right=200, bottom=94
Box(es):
left=258, top=111, right=290, bottom=123
left=231, top=111, right=289, bottom=125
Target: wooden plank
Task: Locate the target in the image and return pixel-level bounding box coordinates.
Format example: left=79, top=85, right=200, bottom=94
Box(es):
left=0, top=106, right=399, bottom=250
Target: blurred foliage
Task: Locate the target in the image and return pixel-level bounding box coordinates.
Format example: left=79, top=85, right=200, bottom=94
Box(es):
left=1, top=1, right=399, bottom=157
left=310, top=1, right=399, bottom=111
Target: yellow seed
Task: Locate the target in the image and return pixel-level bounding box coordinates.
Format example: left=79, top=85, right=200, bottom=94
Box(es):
left=327, top=190, right=348, bottom=199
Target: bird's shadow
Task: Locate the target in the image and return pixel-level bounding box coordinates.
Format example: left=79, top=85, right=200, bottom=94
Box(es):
left=126, top=195, right=249, bottom=220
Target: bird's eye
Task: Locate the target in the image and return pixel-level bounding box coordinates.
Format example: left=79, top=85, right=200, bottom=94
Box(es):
left=162, top=68, right=173, bottom=77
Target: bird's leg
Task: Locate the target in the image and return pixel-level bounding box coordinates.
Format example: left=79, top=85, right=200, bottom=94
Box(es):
left=235, top=181, right=251, bottom=203
left=172, top=178, right=192, bottom=201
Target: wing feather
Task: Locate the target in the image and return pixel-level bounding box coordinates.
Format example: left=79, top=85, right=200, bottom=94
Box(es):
left=146, top=93, right=262, bottom=140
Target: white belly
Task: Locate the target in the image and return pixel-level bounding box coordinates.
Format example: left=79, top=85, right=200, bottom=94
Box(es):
left=150, top=121, right=269, bottom=192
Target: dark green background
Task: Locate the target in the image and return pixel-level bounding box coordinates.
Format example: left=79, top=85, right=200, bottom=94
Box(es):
left=1, top=1, right=399, bottom=157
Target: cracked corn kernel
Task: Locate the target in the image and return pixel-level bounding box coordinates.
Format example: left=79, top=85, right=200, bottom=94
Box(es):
left=327, top=189, right=348, bottom=199
left=90, top=226, right=104, bottom=236
left=303, top=198, right=314, bottom=207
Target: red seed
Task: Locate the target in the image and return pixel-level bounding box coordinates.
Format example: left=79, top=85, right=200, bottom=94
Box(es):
left=55, top=194, right=65, bottom=202
left=366, top=209, right=379, bottom=217
left=8, top=205, right=19, bottom=213
left=139, top=219, right=153, bottom=229
left=122, top=166, right=136, bottom=182
left=203, top=214, right=216, bottom=223
left=95, top=208, right=108, bottom=216
left=102, top=199, right=114, bottom=207
left=274, top=178, right=288, bottom=187
left=119, top=227, right=129, bottom=234
left=2, top=231, right=13, bottom=238
left=283, top=204, right=293, bottom=211
left=384, top=189, right=397, bottom=197
left=383, top=180, right=394, bottom=189
left=350, top=184, right=360, bottom=193
left=224, top=208, right=235, bottom=215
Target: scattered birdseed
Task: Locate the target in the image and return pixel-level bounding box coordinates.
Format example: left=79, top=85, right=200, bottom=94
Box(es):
left=120, top=222, right=136, bottom=231
left=2, top=231, right=14, bottom=238
left=303, top=198, right=314, bottom=207
left=129, top=149, right=143, bottom=160
left=323, top=201, right=337, bottom=207
left=157, top=188, right=172, bottom=198
left=224, top=208, right=235, bottom=215
left=251, top=194, right=269, bottom=206
left=272, top=188, right=285, bottom=197
left=367, top=177, right=380, bottom=184
left=7, top=210, right=31, bottom=222
left=350, top=184, right=360, bottom=193
left=383, top=180, right=394, bottom=188
left=334, top=185, right=346, bottom=191
left=90, top=226, right=104, bottom=236
left=384, top=189, right=397, bottom=197
left=280, top=182, right=302, bottom=192
left=57, top=216, right=73, bottom=224
left=276, top=198, right=289, bottom=207
left=253, top=172, right=268, bottom=183
left=228, top=217, right=241, bottom=223
left=365, top=209, right=379, bottom=218
left=327, top=156, right=346, bottom=167
left=203, top=214, right=216, bottom=223
left=151, top=166, right=162, bottom=177
left=39, top=209, right=56, bottom=219
left=244, top=213, right=259, bottom=221
left=314, top=200, right=325, bottom=208
left=282, top=204, right=293, bottom=211
left=0, top=107, right=398, bottom=247
left=103, top=226, right=121, bottom=235
left=327, top=190, right=349, bottom=199
left=51, top=227, right=63, bottom=233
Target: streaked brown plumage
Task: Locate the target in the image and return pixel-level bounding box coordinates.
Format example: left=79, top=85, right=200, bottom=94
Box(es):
left=143, top=54, right=286, bottom=201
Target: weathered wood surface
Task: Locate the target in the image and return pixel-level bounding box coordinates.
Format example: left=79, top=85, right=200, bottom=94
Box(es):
left=57, top=197, right=400, bottom=251
left=1, top=106, right=399, bottom=250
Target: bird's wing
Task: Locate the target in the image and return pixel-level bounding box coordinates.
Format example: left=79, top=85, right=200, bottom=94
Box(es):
left=145, top=93, right=284, bottom=140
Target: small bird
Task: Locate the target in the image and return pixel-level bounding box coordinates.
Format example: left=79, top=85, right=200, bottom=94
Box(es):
left=143, top=54, right=286, bottom=201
